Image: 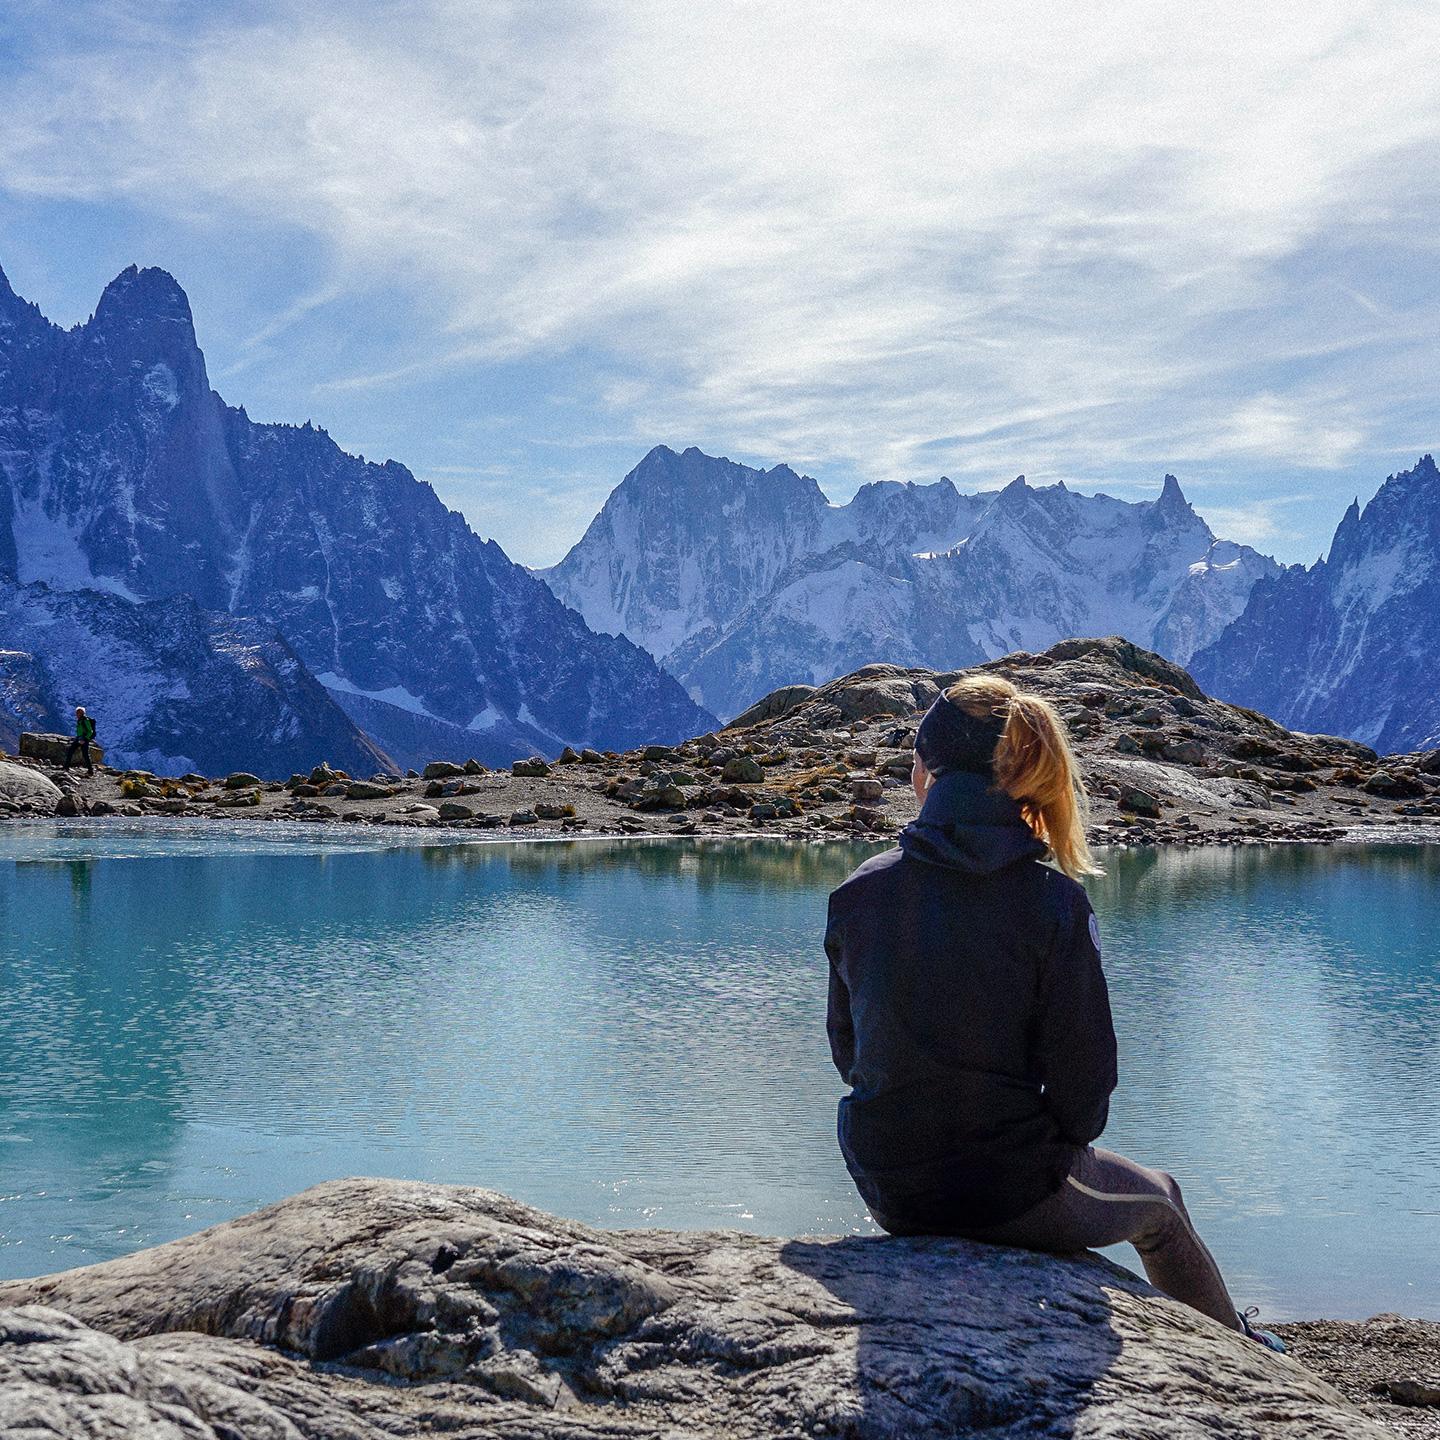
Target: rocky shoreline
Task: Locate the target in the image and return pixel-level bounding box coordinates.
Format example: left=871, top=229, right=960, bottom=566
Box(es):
left=3, top=638, right=1438, bottom=850
left=3, top=1177, right=1433, bottom=1439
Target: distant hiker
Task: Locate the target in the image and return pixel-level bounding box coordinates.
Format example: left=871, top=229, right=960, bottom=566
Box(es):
left=64, top=706, right=97, bottom=774
left=825, top=674, right=1285, bottom=1351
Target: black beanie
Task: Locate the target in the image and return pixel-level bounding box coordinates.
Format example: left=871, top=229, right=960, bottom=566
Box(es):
left=914, top=691, right=1007, bottom=777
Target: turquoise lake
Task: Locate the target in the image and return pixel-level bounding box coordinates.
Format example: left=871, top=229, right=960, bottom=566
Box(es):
left=1, top=822, right=1437, bottom=1320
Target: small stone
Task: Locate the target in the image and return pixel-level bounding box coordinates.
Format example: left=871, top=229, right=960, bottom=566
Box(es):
left=438, top=802, right=475, bottom=821
left=1118, top=786, right=1162, bottom=818
left=215, top=789, right=262, bottom=808
left=509, top=809, right=539, bottom=825
left=1376, top=1378, right=1440, bottom=1407
left=224, top=771, right=262, bottom=789
left=557, top=746, right=581, bottom=764
left=534, top=802, right=576, bottom=820
left=721, top=756, right=764, bottom=784
left=579, top=748, right=606, bottom=764
left=850, top=777, right=884, bottom=804
left=463, top=759, right=486, bottom=775
left=143, top=797, right=188, bottom=815
left=54, top=793, right=81, bottom=817
left=511, top=757, right=551, bottom=778
left=345, top=781, right=394, bottom=800
left=1162, top=738, right=1206, bottom=766
left=423, top=761, right=466, bottom=780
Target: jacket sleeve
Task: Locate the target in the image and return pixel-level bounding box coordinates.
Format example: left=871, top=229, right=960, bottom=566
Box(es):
left=824, top=903, right=856, bottom=1081
left=1035, top=893, right=1117, bottom=1146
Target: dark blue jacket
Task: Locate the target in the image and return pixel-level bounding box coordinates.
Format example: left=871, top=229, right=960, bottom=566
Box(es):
left=825, top=770, right=1116, bottom=1231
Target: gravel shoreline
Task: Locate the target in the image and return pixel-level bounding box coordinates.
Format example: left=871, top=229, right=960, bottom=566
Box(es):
left=1276, top=1317, right=1440, bottom=1437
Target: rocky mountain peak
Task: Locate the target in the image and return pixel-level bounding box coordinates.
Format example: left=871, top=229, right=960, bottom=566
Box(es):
left=1328, top=454, right=1440, bottom=569
left=0, top=261, right=49, bottom=336
left=85, top=266, right=206, bottom=398
left=1155, top=472, right=1191, bottom=515
left=553, top=445, right=1280, bottom=717
left=93, top=265, right=195, bottom=330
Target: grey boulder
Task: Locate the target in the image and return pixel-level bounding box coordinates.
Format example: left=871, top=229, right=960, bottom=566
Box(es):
left=0, top=1177, right=1385, bottom=1438
left=0, top=760, right=63, bottom=810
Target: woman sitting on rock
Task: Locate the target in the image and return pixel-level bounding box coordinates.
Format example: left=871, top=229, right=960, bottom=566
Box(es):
left=824, top=674, right=1282, bottom=1350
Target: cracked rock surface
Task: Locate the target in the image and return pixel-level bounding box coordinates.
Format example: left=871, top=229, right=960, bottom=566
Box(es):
left=0, top=1177, right=1393, bottom=1438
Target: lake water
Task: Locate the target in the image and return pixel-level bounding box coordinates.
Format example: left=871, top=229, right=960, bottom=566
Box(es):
left=1, top=822, right=1437, bottom=1320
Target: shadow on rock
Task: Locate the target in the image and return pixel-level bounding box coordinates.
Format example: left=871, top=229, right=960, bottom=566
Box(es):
left=780, top=1233, right=1125, bottom=1437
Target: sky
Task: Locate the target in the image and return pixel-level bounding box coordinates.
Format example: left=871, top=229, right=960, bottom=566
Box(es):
left=3, top=0, right=1440, bottom=569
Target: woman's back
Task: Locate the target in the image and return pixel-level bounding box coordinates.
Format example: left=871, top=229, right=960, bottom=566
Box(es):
left=826, top=768, right=1115, bottom=1231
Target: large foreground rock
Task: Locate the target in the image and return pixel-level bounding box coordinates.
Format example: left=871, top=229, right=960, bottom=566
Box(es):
left=0, top=759, right=63, bottom=810
left=0, top=1178, right=1387, bottom=1438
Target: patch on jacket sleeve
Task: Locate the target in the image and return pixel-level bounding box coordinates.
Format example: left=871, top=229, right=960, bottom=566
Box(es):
left=1088, top=912, right=1102, bottom=954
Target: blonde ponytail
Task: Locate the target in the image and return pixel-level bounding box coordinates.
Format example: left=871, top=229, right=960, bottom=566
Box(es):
left=944, top=675, right=1102, bottom=880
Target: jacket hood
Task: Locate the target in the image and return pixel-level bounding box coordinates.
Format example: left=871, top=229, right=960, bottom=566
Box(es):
left=898, top=770, right=1047, bottom=874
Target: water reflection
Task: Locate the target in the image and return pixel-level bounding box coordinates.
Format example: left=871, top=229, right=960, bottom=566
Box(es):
left=0, top=829, right=1436, bottom=1319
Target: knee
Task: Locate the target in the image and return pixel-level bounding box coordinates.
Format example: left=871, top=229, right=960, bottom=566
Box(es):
left=1130, top=1173, right=1190, bottom=1254
left=1156, top=1170, right=1183, bottom=1206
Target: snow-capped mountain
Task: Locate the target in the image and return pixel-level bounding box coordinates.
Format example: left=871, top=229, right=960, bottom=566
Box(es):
left=0, top=576, right=388, bottom=776
left=0, top=264, right=715, bottom=771
left=1191, top=456, right=1440, bottom=754
left=545, top=446, right=1278, bottom=718
left=543, top=445, right=990, bottom=664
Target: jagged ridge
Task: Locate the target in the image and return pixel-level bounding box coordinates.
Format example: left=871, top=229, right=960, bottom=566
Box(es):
left=543, top=446, right=1279, bottom=718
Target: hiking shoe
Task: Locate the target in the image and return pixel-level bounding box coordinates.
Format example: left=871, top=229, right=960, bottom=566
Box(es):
left=1239, top=1307, right=1286, bottom=1353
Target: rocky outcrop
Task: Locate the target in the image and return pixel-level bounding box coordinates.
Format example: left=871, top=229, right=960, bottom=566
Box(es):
left=18, top=732, right=106, bottom=767
left=4, top=637, right=1437, bottom=841
left=0, top=1177, right=1388, bottom=1438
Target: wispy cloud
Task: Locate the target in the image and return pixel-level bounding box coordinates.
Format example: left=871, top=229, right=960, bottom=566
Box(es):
left=3, top=0, right=1440, bottom=561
